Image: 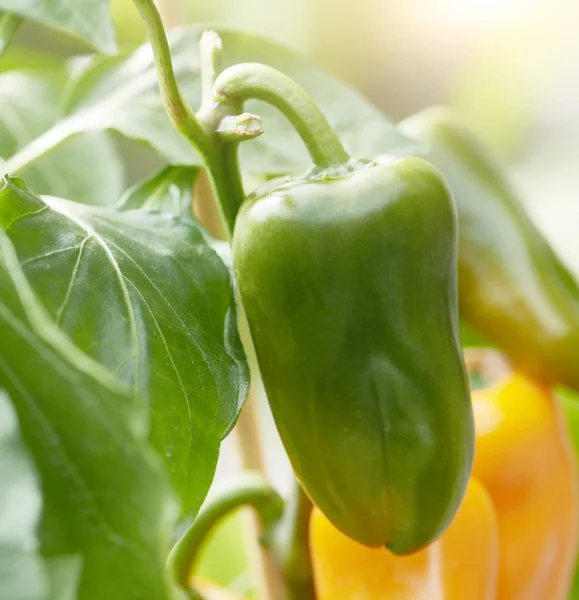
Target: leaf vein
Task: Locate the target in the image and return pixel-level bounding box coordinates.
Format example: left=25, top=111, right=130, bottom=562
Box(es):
left=20, top=243, right=84, bottom=267
left=103, top=237, right=222, bottom=412
left=123, top=278, right=193, bottom=493
left=3, top=205, right=48, bottom=231
left=43, top=201, right=142, bottom=397
left=55, top=235, right=91, bottom=326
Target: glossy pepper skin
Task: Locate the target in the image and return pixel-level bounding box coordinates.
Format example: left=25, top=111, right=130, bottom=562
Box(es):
left=400, top=108, right=579, bottom=391
left=472, top=374, right=579, bottom=600
left=233, top=157, right=474, bottom=552
left=310, top=478, right=499, bottom=600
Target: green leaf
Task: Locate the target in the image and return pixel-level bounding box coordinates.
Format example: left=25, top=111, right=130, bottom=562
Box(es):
left=0, top=1, right=116, bottom=53
left=0, top=389, right=48, bottom=600
left=117, top=165, right=201, bottom=214
left=0, top=70, right=125, bottom=205
left=6, top=25, right=418, bottom=177
left=0, top=176, right=249, bottom=518
left=0, top=224, right=178, bottom=600
left=0, top=44, right=66, bottom=75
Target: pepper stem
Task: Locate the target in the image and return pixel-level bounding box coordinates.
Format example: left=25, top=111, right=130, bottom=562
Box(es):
left=166, top=472, right=284, bottom=596
left=213, top=63, right=350, bottom=168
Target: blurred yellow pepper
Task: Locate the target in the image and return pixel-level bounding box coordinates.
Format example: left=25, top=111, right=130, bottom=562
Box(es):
left=310, top=371, right=579, bottom=600
left=310, top=478, right=499, bottom=600
left=472, top=373, right=579, bottom=600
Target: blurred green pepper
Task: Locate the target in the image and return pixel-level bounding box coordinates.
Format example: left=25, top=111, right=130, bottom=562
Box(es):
left=401, top=108, right=579, bottom=391
left=233, top=156, right=473, bottom=554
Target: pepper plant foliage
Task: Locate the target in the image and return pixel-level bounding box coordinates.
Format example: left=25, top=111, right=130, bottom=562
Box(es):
left=0, top=2, right=420, bottom=599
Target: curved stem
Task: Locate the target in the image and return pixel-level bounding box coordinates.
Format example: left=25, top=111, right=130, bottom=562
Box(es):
left=213, top=63, right=350, bottom=168
left=132, top=0, right=246, bottom=237
left=167, top=472, right=284, bottom=592
left=274, top=479, right=315, bottom=600
left=131, top=0, right=210, bottom=155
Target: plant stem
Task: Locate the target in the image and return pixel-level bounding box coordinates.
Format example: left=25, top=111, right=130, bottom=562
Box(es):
left=132, top=0, right=209, bottom=152
left=201, top=137, right=246, bottom=237
left=131, top=1, right=246, bottom=237
left=167, top=472, right=283, bottom=594
left=274, top=480, right=315, bottom=600
left=0, top=13, right=23, bottom=59
left=195, top=31, right=249, bottom=237
left=213, top=63, right=350, bottom=168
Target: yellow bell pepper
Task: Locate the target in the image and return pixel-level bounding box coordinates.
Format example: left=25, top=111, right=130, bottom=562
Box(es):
left=472, top=373, right=579, bottom=600
left=310, top=371, right=579, bottom=600
left=310, top=478, right=499, bottom=600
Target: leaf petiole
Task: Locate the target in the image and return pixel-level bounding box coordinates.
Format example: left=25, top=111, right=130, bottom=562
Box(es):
left=167, top=472, right=284, bottom=596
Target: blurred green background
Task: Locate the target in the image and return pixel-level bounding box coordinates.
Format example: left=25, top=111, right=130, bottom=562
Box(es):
left=7, top=0, right=579, bottom=594
left=14, top=0, right=579, bottom=272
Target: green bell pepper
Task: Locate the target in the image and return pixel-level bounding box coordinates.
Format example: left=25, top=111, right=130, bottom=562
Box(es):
left=400, top=108, right=579, bottom=391
left=233, top=157, right=474, bottom=553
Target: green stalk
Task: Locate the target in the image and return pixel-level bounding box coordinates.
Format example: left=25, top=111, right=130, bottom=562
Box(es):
left=132, top=0, right=208, bottom=149
left=213, top=63, right=350, bottom=168
left=274, top=480, right=315, bottom=600
left=167, top=472, right=284, bottom=593
left=131, top=0, right=245, bottom=237
left=202, top=140, right=247, bottom=239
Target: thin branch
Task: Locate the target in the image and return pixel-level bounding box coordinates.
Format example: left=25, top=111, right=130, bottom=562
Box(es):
left=274, top=479, right=315, bottom=600
left=132, top=0, right=209, bottom=153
